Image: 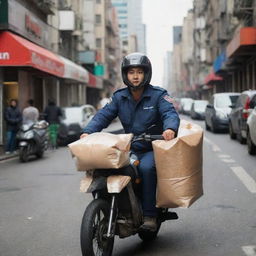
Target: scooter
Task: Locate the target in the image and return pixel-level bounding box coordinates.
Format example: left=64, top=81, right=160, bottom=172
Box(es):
left=79, top=134, right=178, bottom=256
left=16, top=120, right=49, bottom=162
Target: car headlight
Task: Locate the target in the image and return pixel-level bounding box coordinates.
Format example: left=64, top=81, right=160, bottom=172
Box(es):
left=216, top=111, right=227, bottom=119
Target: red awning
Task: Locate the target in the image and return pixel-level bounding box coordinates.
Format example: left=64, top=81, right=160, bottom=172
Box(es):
left=204, top=72, right=223, bottom=85
left=226, top=27, right=256, bottom=58
left=0, top=31, right=64, bottom=77
left=88, top=72, right=103, bottom=89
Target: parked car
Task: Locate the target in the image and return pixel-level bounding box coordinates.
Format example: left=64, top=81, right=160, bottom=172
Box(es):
left=180, top=98, right=194, bottom=115
left=58, top=105, right=96, bottom=145
left=229, top=90, right=256, bottom=143
left=190, top=100, right=209, bottom=120
left=205, top=92, right=240, bottom=132
left=247, top=97, right=256, bottom=155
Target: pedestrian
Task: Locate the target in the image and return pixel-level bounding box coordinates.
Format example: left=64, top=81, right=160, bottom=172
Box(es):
left=22, top=99, right=39, bottom=123
left=80, top=52, right=180, bottom=231
left=43, top=99, right=62, bottom=149
left=4, top=99, right=22, bottom=154
left=98, top=92, right=111, bottom=109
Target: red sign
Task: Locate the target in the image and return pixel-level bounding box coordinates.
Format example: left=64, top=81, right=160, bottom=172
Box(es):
left=0, top=31, right=64, bottom=77
left=25, top=14, right=42, bottom=39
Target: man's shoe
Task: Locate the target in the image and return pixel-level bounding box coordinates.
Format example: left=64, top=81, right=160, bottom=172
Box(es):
left=140, top=216, right=157, bottom=231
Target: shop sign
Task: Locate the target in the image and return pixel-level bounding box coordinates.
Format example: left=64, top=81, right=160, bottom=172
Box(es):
left=31, top=52, right=64, bottom=76
left=0, top=52, right=10, bottom=60
left=7, top=0, right=53, bottom=49
left=25, top=14, right=42, bottom=39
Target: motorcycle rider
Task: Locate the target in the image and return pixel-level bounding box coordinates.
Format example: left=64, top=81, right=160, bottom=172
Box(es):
left=80, top=52, right=180, bottom=231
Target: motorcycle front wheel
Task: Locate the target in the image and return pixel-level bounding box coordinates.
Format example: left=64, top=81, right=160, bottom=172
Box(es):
left=80, top=198, right=115, bottom=256
left=19, top=147, right=29, bottom=162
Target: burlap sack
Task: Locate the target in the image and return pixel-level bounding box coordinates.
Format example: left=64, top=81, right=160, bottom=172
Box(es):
left=153, top=120, right=203, bottom=208
left=68, top=132, right=133, bottom=171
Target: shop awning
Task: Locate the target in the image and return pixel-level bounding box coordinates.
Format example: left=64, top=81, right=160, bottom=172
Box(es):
left=226, top=27, right=256, bottom=58
left=204, top=72, right=223, bottom=85
left=88, top=72, right=103, bottom=89
left=213, top=52, right=227, bottom=73
left=59, top=56, right=89, bottom=83
left=0, top=31, right=64, bottom=77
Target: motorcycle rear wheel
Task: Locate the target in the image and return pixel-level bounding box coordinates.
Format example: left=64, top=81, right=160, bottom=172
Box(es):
left=80, top=199, right=115, bottom=256
left=19, top=147, right=29, bottom=162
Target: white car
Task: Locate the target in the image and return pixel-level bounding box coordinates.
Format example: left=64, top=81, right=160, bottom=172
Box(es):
left=247, top=103, right=256, bottom=155
left=58, top=104, right=96, bottom=145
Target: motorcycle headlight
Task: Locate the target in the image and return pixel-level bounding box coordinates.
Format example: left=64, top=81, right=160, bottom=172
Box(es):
left=216, top=111, right=227, bottom=119
left=24, top=131, right=34, bottom=139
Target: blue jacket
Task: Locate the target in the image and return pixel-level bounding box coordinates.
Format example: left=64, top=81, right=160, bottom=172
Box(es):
left=83, top=85, right=180, bottom=152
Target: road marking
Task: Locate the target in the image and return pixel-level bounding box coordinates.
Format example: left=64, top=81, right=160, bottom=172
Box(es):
left=231, top=167, right=256, bottom=194
left=242, top=245, right=256, bottom=256
left=204, top=137, right=221, bottom=152
left=221, top=158, right=236, bottom=163
left=218, top=154, right=231, bottom=158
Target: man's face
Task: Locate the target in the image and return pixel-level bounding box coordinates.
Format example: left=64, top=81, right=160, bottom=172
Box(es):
left=127, top=67, right=144, bottom=87
left=10, top=100, right=17, bottom=107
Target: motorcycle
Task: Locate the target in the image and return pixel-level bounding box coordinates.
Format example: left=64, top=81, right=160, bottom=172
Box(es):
left=79, top=134, right=178, bottom=256
left=16, top=120, right=49, bottom=162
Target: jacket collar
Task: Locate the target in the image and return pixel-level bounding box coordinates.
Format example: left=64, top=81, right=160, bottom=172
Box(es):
left=121, top=84, right=152, bottom=99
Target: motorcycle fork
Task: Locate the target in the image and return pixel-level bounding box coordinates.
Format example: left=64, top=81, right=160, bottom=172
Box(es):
left=107, top=194, right=118, bottom=238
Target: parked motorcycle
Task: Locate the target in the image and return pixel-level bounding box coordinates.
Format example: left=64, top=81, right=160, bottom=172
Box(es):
left=80, top=134, right=178, bottom=256
left=16, top=120, right=49, bottom=162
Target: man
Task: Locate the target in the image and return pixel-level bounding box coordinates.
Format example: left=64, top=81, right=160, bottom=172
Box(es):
left=22, top=99, right=39, bottom=123
left=44, top=99, right=62, bottom=149
left=80, top=52, right=180, bottom=231
left=4, top=99, right=22, bottom=154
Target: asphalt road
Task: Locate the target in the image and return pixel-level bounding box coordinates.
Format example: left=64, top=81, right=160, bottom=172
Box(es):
left=0, top=116, right=256, bottom=256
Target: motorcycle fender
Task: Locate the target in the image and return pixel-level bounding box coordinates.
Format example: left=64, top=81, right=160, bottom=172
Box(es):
left=80, top=176, right=107, bottom=193
left=80, top=176, right=93, bottom=193
left=19, top=141, right=28, bottom=147
left=107, top=175, right=131, bottom=193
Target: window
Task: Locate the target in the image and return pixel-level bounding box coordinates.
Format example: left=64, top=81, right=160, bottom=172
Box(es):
left=95, top=14, right=101, bottom=24
left=96, top=38, right=102, bottom=48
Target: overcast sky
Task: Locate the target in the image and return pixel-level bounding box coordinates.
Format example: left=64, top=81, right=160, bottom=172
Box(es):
left=142, top=0, right=193, bottom=86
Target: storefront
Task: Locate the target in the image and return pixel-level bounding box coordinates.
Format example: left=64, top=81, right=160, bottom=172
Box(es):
left=226, top=27, right=256, bottom=93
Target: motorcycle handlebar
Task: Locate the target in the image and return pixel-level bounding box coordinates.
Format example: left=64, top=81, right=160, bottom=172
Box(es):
left=132, top=134, right=164, bottom=143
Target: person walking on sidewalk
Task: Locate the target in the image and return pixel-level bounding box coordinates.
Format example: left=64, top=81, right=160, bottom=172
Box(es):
left=22, top=99, right=39, bottom=123
left=4, top=99, right=22, bottom=154
left=43, top=99, right=62, bottom=149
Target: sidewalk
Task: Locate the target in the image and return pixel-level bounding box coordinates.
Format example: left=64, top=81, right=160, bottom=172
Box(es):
left=0, top=149, right=18, bottom=162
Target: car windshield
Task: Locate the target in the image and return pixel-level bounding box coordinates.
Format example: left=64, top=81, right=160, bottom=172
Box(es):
left=62, top=108, right=82, bottom=122
left=194, top=101, right=208, bottom=110
left=215, top=95, right=239, bottom=108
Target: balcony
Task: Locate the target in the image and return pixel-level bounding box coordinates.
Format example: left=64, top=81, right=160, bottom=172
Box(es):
left=233, top=0, right=253, bottom=19
left=27, top=0, right=55, bottom=15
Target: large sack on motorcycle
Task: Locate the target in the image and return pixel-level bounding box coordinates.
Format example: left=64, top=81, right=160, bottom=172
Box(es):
left=68, top=132, right=133, bottom=171
left=153, top=120, right=203, bottom=208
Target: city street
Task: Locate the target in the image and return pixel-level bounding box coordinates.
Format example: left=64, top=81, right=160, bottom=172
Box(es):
left=1, top=117, right=256, bottom=256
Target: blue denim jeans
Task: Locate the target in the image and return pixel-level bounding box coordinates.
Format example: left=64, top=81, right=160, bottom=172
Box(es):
left=137, top=151, right=157, bottom=217
left=5, top=130, right=17, bottom=152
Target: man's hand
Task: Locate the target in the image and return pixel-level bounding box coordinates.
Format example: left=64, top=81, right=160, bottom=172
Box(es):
left=162, top=129, right=175, bottom=141
left=80, top=133, right=89, bottom=139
